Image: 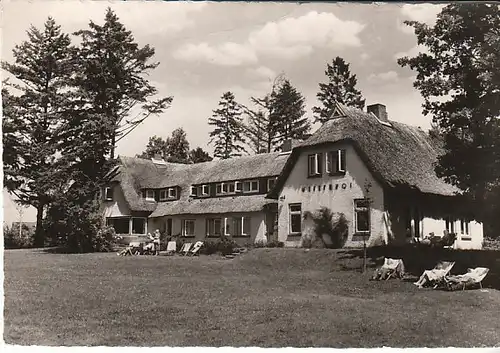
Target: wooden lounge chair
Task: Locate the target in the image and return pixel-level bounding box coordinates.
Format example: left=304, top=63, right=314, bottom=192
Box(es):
left=165, top=241, right=177, bottom=256
left=371, top=258, right=405, bottom=281
left=444, top=267, right=489, bottom=291
left=414, top=261, right=455, bottom=288
left=187, top=241, right=203, bottom=256
left=179, top=243, right=192, bottom=256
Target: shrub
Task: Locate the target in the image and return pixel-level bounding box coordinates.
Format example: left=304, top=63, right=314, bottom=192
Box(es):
left=92, top=226, right=116, bottom=252
left=201, top=240, right=219, bottom=255
left=253, top=240, right=266, bottom=248
left=200, top=236, right=238, bottom=255
left=266, top=240, right=284, bottom=248
left=302, top=208, right=348, bottom=249
left=4, top=224, right=34, bottom=249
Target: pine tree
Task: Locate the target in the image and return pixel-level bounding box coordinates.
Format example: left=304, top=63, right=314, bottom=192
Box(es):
left=165, top=128, right=190, bottom=163
left=137, top=136, right=168, bottom=160
left=240, top=108, right=269, bottom=154
left=209, top=92, right=247, bottom=159
left=313, top=57, right=365, bottom=124
left=74, top=8, right=173, bottom=159
left=2, top=18, right=74, bottom=247
left=189, top=147, right=213, bottom=163
left=269, top=79, right=311, bottom=150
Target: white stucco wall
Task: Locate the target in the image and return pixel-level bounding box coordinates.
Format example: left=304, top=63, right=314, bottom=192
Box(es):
left=149, top=211, right=267, bottom=246
left=422, top=217, right=483, bottom=250
left=277, top=143, right=385, bottom=248
left=102, top=185, right=131, bottom=218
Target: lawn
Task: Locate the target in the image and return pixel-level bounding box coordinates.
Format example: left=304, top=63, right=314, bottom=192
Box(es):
left=4, top=247, right=500, bottom=347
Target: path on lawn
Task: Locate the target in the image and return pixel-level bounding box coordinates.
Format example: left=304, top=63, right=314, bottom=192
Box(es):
left=4, top=248, right=500, bottom=347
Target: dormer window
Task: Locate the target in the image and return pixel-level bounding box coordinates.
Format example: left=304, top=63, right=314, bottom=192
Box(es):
left=190, top=186, right=198, bottom=197
left=308, top=153, right=322, bottom=177
left=216, top=183, right=223, bottom=195
left=243, top=180, right=259, bottom=193
left=228, top=182, right=235, bottom=193
left=104, top=186, right=113, bottom=201
left=160, top=189, right=168, bottom=201
left=326, top=149, right=346, bottom=175
left=267, top=177, right=277, bottom=192
left=235, top=181, right=243, bottom=193
left=145, top=189, right=155, bottom=201
left=201, top=185, right=209, bottom=196
left=168, top=188, right=177, bottom=199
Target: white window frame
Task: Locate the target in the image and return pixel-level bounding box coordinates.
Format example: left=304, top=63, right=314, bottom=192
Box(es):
left=190, top=186, right=197, bottom=197
left=289, top=203, right=302, bottom=235
left=337, top=149, right=346, bottom=173
left=460, top=220, right=469, bottom=235
left=168, top=187, right=177, bottom=199
left=243, top=180, right=259, bottom=193
left=267, top=177, right=277, bottom=192
left=159, top=189, right=168, bottom=201
left=145, top=189, right=155, bottom=201
left=308, top=153, right=320, bottom=176
left=445, top=217, right=455, bottom=233
left=131, top=217, right=147, bottom=235
left=206, top=218, right=222, bottom=237
left=201, top=184, right=209, bottom=196
left=223, top=216, right=251, bottom=237
left=235, top=181, right=243, bottom=193
left=354, top=199, right=370, bottom=234
left=183, top=219, right=195, bottom=237
left=104, top=187, right=113, bottom=201
left=228, top=182, right=235, bottom=194
left=326, top=150, right=346, bottom=174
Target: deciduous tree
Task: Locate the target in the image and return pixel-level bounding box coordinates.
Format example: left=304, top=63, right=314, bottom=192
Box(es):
left=189, top=147, right=213, bottom=163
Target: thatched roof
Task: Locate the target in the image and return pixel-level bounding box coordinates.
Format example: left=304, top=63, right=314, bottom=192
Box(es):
left=113, top=153, right=288, bottom=212
left=269, top=103, right=458, bottom=198
left=150, top=195, right=273, bottom=218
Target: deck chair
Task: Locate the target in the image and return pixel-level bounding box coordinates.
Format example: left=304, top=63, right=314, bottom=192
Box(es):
left=129, top=241, right=143, bottom=255
left=165, top=241, right=177, bottom=256
left=414, top=261, right=455, bottom=288
left=445, top=267, right=489, bottom=291
left=187, top=241, right=203, bottom=256
left=179, top=242, right=192, bottom=256
left=371, top=258, right=405, bottom=281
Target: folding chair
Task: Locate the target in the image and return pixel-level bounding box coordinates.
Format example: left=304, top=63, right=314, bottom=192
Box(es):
left=179, top=242, right=192, bottom=256
left=445, top=267, right=489, bottom=291
left=165, top=241, right=177, bottom=256
left=187, top=241, right=203, bottom=256
left=414, top=261, right=455, bottom=288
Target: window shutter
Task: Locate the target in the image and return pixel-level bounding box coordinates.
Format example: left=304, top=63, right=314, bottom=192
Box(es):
left=340, top=149, right=346, bottom=172
left=325, top=153, right=331, bottom=174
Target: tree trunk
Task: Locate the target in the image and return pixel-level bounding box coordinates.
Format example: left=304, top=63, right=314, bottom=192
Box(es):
left=34, top=203, right=45, bottom=248
left=110, top=133, right=116, bottom=160
left=363, top=236, right=367, bottom=273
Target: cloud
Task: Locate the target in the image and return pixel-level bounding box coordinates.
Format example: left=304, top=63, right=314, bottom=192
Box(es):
left=173, top=42, right=258, bottom=66
left=368, top=71, right=399, bottom=82
left=247, top=66, right=277, bottom=80
left=400, top=4, right=444, bottom=25
left=397, top=19, right=415, bottom=35
left=173, top=10, right=365, bottom=66
left=360, top=52, right=370, bottom=61
left=394, top=44, right=430, bottom=59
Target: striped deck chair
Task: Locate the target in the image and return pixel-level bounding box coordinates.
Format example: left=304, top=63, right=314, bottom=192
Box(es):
left=179, top=243, right=192, bottom=256
left=445, top=267, right=489, bottom=291
left=187, top=241, right=203, bottom=256
left=165, top=241, right=176, bottom=256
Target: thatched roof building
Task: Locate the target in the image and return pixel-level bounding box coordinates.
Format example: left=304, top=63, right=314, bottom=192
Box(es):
left=269, top=102, right=459, bottom=199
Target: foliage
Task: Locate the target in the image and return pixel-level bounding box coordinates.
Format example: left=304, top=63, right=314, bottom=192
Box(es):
left=73, top=7, right=172, bottom=159
left=240, top=108, right=271, bottom=154
left=165, top=128, right=190, bottom=163
left=189, top=147, right=213, bottom=163
left=303, top=208, right=348, bottom=249
left=266, top=240, right=285, bottom=248
left=4, top=224, right=34, bottom=249
left=397, top=3, right=500, bottom=221
left=209, top=91, right=247, bottom=159
left=2, top=18, right=75, bottom=247
left=269, top=78, right=311, bottom=150
left=136, top=135, right=167, bottom=160
left=200, top=236, right=238, bottom=255
left=313, top=56, right=366, bottom=124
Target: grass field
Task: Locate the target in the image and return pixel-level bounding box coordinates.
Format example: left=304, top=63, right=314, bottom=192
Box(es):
left=4, top=248, right=500, bottom=347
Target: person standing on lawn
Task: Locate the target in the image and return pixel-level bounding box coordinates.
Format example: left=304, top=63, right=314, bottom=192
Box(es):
left=153, top=229, right=161, bottom=255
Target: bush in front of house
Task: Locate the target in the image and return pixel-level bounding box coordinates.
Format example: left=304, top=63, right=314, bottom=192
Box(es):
left=4, top=224, right=34, bottom=249
left=92, top=226, right=117, bottom=252
left=302, top=208, right=348, bottom=249
left=199, top=236, right=238, bottom=256
left=266, top=240, right=285, bottom=248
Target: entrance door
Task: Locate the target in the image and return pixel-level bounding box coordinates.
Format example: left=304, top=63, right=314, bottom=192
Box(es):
left=166, top=218, right=173, bottom=237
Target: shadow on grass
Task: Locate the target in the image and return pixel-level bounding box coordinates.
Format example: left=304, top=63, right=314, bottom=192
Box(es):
left=341, top=245, right=500, bottom=290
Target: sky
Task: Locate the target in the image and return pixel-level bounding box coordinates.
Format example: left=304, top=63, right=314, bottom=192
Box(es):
left=1, top=1, right=444, bottom=224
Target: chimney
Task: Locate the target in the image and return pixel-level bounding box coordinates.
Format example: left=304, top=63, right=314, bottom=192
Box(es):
left=281, top=139, right=293, bottom=153
left=367, top=103, right=388, bottom=122
left=151, top=154, right=167, bottom=165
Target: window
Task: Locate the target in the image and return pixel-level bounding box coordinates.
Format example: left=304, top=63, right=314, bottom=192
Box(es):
left=289, top=203, right=302, bottom=234
left=104, top=187, right=113, bottom=201
left=460, top=220, right=469, bottom=235
left=354, top=199, right=370, bottom=233
left=232, top=216, right=251, bottom=236
left=168, top=188, right=177, bottom=199
left=165, top=218, right=173, bottom=236
left=235, top=181, right=243, bottom=193
left=222, top=183, right=229, bottom=193
left=445, top=217, right=455, bottom=233
left=159, top=189, right=168, bottom=201
left=202, top=185, right=209, bottom=196
left=308, top=153, right=322, bottom=177
left=326, top=149, right=346, bottom=174
left=228, top=182, right=235, bottom=193
left=182, top=219, right=195, bottom=237
left=267, top=177, right=277, bottom=192
left=206, top=218, right=222, bottom=237
left=145, top=189, right=155, bottom=201
left=243, top=180, right=259, bottom=193
left=106, top=218, right=129, bottom=234
left=216, top=183, right=223, bottom=195
left=190, top=186, right=198, bottom=197
left=132, top=218, right=146, bottom=234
